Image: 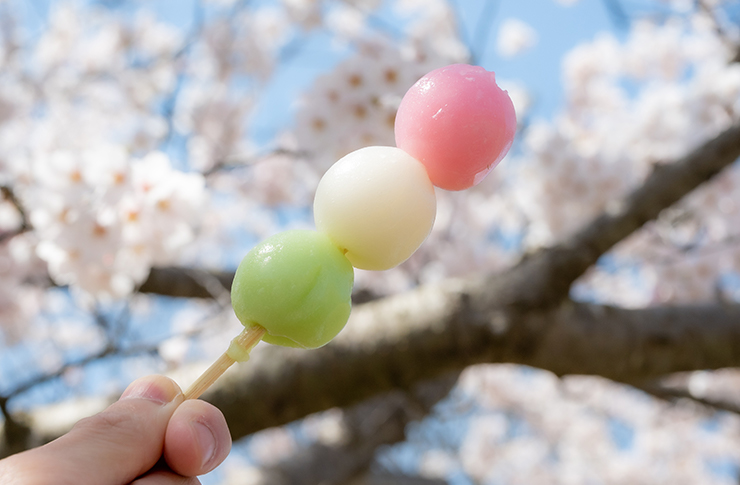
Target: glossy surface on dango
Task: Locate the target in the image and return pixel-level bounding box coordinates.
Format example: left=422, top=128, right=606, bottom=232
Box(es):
left=394, top=64, right=517, bottom=191
left=313, top=146, right=436, bottom=271
left=231, top=230, right=354, bottom=349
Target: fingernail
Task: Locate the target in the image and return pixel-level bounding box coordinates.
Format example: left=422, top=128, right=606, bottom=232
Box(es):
left=121, top=376, right=180, bottom=405
left=193, top=420, right=217, bottom=469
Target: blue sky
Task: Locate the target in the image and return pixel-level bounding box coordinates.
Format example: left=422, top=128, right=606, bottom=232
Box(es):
left=10, top=0, right=618, bottom=142
left=251, top=0, right=618, bottom=143
left=467, top=0, right=616, bottom=117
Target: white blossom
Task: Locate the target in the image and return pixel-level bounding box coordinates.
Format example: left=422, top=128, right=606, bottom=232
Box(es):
left=496, top=18, right=538, bottom=58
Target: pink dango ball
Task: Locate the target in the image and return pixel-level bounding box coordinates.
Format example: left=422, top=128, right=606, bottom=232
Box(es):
left=394, top=64, right=517, bottom=191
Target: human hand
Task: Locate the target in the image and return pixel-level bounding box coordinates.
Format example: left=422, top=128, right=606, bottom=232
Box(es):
left=0, top=375, right=232, bottom=484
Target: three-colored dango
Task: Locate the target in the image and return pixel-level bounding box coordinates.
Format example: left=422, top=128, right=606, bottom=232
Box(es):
left=184, top=64, right=516, bottom=399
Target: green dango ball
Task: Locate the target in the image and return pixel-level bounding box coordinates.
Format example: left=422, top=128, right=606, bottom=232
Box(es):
left=230, top=230, right=354, bottom=349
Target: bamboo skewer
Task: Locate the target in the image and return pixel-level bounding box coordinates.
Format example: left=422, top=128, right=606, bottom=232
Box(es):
left=184, top=325, right=267, bottom=400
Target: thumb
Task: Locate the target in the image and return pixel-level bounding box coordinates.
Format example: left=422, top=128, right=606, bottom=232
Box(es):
left=5, top=375, right=183, bottom=485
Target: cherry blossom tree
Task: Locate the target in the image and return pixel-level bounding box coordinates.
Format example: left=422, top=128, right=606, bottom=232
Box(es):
left=1, top=0, right=740, bottom=483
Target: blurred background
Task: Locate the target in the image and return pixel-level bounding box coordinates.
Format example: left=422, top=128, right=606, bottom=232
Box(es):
left=1, top=0, right=740, bottom=483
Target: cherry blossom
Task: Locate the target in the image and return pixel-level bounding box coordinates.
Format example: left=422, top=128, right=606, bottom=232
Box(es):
left=496, top=18, right=539, bottom=58
left=0, top=2, right=739, bottom=484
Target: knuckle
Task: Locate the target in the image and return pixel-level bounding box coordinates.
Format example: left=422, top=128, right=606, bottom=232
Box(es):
left=73, top=402, right=144, bottom=441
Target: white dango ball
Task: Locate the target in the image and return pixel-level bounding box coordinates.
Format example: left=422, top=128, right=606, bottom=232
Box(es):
left=314, top=146, right=436, bottom=271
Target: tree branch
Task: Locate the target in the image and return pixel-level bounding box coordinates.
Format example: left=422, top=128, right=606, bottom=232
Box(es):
left=255, top=374, right=459, bottom=485
left=638, top=381, right=740, bottom=416
left=5, top=300, right=738, bottom=458
left=0, top=185, right=30, bottom=243
left=479, top=120, right=740, bottom=312
left=0, top=396, right=31, bottom=458
left=138, top=267, right=234, bottom=299
left=205, top=298, right=740, bottom=444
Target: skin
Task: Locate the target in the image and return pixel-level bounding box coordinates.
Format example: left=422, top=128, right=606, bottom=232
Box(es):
left=0, top=375, right=232, bottom=485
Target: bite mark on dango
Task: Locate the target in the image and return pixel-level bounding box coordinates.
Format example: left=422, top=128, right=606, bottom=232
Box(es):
left=394, top=63, right=516, bottom=191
